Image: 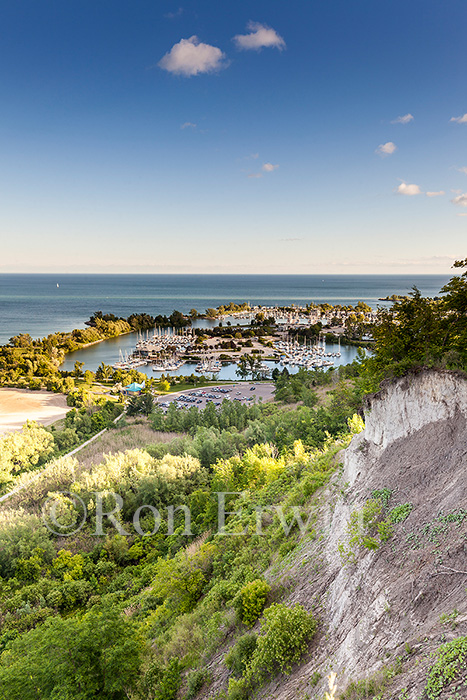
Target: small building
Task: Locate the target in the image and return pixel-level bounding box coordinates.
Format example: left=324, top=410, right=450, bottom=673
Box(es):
left=122, top=381, right=145, bottom=395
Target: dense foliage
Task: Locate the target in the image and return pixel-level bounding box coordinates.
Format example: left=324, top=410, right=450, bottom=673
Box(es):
left=366, top=257, right=467, bottom=378
left=0, top=400, right=123, bottom=493
left=0, top=366, right=358, bottom=698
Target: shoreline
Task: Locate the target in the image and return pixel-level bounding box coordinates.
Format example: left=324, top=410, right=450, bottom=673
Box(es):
left=65, top=329, right=135, bottom=353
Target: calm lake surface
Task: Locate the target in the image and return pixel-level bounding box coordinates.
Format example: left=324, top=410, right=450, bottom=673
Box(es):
left=0, top=273, right=450, bottom=346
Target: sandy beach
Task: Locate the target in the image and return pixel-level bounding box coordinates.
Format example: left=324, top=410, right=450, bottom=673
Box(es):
left=0, top=388, right=68, bottom=436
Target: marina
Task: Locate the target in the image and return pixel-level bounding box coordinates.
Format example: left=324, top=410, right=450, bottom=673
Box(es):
left=61, top=334, right=366, bottom=380
left=273, top=334, right=342, bottom=370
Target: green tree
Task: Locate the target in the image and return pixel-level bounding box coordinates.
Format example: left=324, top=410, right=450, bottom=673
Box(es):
left=0, top=607, right=144, bottom=699
left=83, top=369, right=94, bottom=385
left=127, top=393, right=154, bottom=416
left=0, top=421, right=55, bottom=486
left=73, top=361, right=84, bottom=378
left=95, top=362, right=113, bottom=381
left=236, top=354, right=262, bottom=380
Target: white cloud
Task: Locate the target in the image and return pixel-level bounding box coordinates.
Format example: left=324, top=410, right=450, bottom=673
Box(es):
left=426, top=191, right=445, bottom=197
left=457, top=213, right=467, bottom=217
left=280, top=237, right=303, bottom=242
left=376, top=142, right=397, bottom=157
left=451, top=193, right=467, bottom=206
left=180, top=122, right=197, bottom=129
left=248, top=173, right=263, bottom=179
left=396, top=182, right=422, bottom=196
left=233, top=22, right=286, bottom=51
left=456, top=166, right=467, bottom=175
left=158, top=36, right=227, bottom=76
left=391, top=113, right=414, bottom=124
left=450, top=114, right=467, bottom=124
left=262, top=162, right=279, bottom=172
left=165, top=7, right=183, bottom=19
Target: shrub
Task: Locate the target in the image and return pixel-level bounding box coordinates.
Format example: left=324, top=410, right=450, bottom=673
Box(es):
left=424, top=636, right=467, bottom=699
left=156, top=657, right=182, bottom=700
left=338, top=498, right=394, bottom=563
left=233, top=579, right=271, bottom=626
left=185, top=668, right=211, bottom=699
left=225, top=633, right=258, bottom=677
left=388, top=503, right=413, bottom=523
left=227, top=676, right=251, bottom=700
left=340, top=661, right=402, bottom=699
left=250, top=603, right=316, bottom=675
left=0, top=514, right=54, bottom=578
left=371, top=488, right=392, bottom=508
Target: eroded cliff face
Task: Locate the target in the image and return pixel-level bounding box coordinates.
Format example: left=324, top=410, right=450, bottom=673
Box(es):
left=364, top=370, right=467, bottom=449
left=257, top=370, right=467, bottom=700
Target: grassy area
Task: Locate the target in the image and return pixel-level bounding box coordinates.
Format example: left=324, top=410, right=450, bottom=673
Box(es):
left=74, top=417, right=185, bottom=468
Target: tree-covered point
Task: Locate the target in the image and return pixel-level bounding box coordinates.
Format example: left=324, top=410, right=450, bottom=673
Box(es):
left=88, top=309, right=190, bottom=329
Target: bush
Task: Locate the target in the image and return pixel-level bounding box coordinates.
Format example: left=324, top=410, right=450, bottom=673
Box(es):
left=156, top=657, right=182, bottom=700
left=0, top=515, right=54, bottom=578
left=424, top=636, right=467, bottom=699
left=225, top=633, right=258, bottom=677
left=250, top=603, right=316, bottom=675
left=227, top=676, right=251, bottom=700
left=233, top=579, right=271, bottom=626
left=338, top=498, right=394, bottom=563
left=388, top=503, right=413, bottom=523
left=185, top=667, right=211, bottom=699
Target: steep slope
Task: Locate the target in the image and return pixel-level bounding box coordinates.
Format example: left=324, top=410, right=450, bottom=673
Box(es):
left=208, top=370, right=467, bottom=700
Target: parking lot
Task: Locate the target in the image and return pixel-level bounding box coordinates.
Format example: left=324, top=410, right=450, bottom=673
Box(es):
left=155, top=382, right=274, bottom=411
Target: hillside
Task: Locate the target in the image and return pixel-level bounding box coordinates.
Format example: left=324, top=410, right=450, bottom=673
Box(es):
left=236, top=369, right=467, bottom=700
left=0, top=368, right=466, bottom=700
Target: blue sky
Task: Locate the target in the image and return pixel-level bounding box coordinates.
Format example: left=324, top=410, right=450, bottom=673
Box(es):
left=1, top=0, right=466, bottom=273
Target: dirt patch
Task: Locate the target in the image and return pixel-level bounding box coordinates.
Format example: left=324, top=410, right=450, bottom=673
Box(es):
left=0, top=388, right=68, bottom=435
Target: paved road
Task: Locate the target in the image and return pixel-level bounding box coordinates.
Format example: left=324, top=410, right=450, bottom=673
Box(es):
left=155, top=382, right=274, bottom=411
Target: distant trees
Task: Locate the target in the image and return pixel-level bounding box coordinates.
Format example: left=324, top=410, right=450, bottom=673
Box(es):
left=95, top=362, right=113, bottom=381
left=8, top=334, right=33, bottom=348
left=236, top=355, right=263, bottom=380
left=73, top=360, right=84, bottom=379
left=126, top=393, right=154, bottom=417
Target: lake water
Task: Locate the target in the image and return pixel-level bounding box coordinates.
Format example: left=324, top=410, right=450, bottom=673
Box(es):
left=0, top=273, right=450, bottom=346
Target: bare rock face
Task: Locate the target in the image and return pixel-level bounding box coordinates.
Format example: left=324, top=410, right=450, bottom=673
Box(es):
left=363, top=369, right=467, bottom=449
